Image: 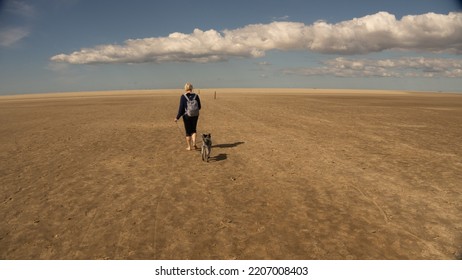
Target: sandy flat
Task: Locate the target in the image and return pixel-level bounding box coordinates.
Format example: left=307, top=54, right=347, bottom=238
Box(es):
left=0, top=89, right=461, bottom=259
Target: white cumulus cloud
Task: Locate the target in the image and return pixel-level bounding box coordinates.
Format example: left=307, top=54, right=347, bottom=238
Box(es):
left=51, top=11, right=462, bottom=64
left=283, top=57, right=462, bottom=78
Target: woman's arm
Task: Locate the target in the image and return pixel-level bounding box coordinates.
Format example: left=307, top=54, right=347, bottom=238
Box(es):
left=175, top=95, right=186, bottom=121
left=197, top=94, right=202, bottom=110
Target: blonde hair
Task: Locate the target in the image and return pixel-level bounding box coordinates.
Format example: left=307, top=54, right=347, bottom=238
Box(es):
left=184, top=82, right=193, bottom=91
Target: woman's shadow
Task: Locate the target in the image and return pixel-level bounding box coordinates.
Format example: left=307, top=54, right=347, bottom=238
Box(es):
left=209, top=141, right=245, bottom=162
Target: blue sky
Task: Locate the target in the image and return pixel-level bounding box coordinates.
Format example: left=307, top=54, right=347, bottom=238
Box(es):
left=0, top=0, right=461, bottom=95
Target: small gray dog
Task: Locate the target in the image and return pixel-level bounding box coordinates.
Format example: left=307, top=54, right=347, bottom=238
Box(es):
left=201, top=133, right=212, bottom=162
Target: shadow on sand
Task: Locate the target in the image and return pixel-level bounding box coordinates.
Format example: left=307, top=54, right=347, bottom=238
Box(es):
left=209, top=153, right=227, bottom=162
left=212, top=141, right=245, bottom=149
left=207, top=142, right=244, bottom=162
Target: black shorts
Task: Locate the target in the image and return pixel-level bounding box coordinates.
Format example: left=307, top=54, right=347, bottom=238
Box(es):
left=182, top=115, right=199, bottom=136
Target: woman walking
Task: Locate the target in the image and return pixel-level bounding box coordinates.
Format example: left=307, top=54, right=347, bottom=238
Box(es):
left=174, top=83, right=201, bottom=150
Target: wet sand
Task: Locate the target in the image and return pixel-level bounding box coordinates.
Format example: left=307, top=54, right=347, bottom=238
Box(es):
left=0, top=89, right=461, bottom=259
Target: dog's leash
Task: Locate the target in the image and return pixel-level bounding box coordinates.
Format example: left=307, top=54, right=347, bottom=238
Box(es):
left=175, top=121, right=184, bottom=138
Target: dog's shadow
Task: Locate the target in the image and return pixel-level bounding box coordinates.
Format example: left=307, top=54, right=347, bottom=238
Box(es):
left=207, top=142, right=244, bottom=162
left=212, top=141, right=245, bottom=149
left=209, top=153, right=227, bottom=162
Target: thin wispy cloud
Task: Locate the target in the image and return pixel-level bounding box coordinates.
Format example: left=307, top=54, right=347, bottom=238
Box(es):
left=0, top=1, right=36, bottom=47
left=272, top=15, right=290, bottom=21
left=283, top=57, right=462, bottom=78
left=0, top=27, right=29, bottom=47
left=51, top=12, right=462, bottom=65
left=6, top=0, right=36, bottom=18
left=256, top=61, right=272, bottom=66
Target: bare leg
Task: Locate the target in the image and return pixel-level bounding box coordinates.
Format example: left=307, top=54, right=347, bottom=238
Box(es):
left=186, top=136, right=191, bottom=150
left=191, top=133, right=198, bottom=149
